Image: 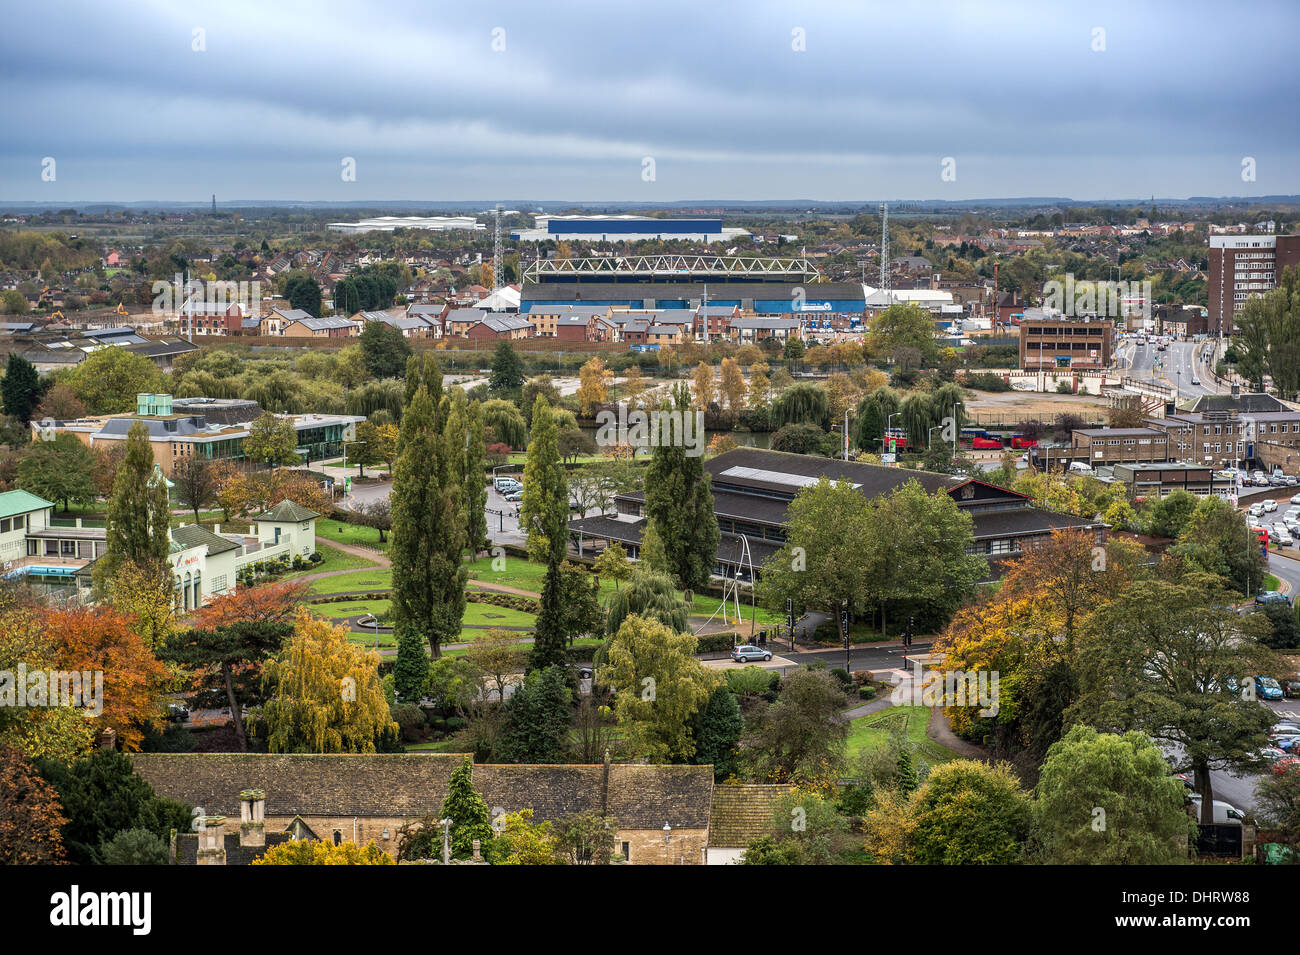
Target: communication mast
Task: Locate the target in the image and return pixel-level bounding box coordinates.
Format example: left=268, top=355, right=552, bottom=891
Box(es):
left=493, top=203, right=503, bottom=290
left=879, top=202, right=890, bottom=294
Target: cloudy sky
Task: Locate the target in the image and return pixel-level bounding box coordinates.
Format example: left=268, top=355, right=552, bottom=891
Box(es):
left=2, top=0, right=1297, bottom=204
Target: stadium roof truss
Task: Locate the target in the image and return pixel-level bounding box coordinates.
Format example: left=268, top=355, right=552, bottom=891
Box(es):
left=524, top=254, right=822, bottom=282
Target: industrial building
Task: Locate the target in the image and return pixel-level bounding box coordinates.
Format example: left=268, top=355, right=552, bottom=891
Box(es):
left=511, top=214, right=749, bottom=243
left=326, top=215, right=485, bottom=234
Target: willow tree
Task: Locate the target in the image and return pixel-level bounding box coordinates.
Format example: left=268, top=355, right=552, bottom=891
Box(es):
left=769, top=381, right=831, bottom=430
left=261, top=612, right=397, bottom=753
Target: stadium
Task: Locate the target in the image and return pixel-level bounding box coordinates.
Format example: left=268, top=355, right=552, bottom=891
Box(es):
left=511, top=214, right=750, bottom=243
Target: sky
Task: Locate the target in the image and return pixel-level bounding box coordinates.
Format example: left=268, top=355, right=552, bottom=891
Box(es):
left=1, top=0, right=1298, bottom=204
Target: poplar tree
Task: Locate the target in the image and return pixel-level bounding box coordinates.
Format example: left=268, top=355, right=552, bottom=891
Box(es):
left=94, top=421, right=171, bottom=595
left=643, top=384, right=719, bottom=596
left=519, top=397, right=569, bottom=567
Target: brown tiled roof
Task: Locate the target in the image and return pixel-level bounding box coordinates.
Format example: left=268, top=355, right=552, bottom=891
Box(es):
left=708, top=783, right=795, bottom=847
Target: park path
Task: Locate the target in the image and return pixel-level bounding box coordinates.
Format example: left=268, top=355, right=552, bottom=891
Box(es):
left=925, top=707, right=990, bottom=761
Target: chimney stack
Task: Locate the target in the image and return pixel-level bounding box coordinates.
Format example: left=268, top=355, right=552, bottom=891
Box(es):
left=239, top=789, right=266, bottom=847
left=197, top=816, right=227, bottom=865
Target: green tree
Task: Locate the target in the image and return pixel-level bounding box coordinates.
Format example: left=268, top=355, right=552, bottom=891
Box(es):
left=490, top=341, right=526, bottom=393
left=1, top=353, right=41, bottom=423
left=16, top=434, right=96, bottom=512
left=519, top=397, right=569, bottom=566
left=869, top=303, right=939, bottom=365
left=35, top=750, right=191, bottom=866
left=1170, top=494, right=1265, bottom=595
left=441, top=755, right=496, bottom=860
left=599, top=614, right=720, bottom=762
left=392, top=624, right=430, bottom=704
left=592, top=541, right=632, bottom=589
left=64, top=348, right=165, bottom=414
left=358, top=320, right=413, bottom=379
left=770, top=382, right=831, bottom=430
left=94, top=421, right=170, bottom=595
left=909, top=760, right=1031, bottom=864
left=603, top=567, right=690, bottom=636
left=691, top=686, right=744, bottom=779
left=642, top=383, right=719, bottom=596
left=1255, top=765, right=1300, bottom=850
left=744, top=668, right=849, bottom=786
left=100, top=828, right=170, bottom=866
left=1031, top=725, right=1196, bottom=864
left=243, top=412, right=299, bottom=466
left=1072, top=574, right=1277, bottom=823
left=284, top=273, right=322, bottom=317
left=390, top=384, right=467, bottom=658
left=499, top=666, right=572, bottom=763
left=1142, top=488, right=1198, bottom=539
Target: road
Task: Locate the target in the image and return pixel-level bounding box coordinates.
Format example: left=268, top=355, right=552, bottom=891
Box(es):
left=1119, top=337, right=1222, bottom=400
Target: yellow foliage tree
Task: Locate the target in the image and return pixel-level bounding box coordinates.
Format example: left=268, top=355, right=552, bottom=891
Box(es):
left=577, top=357, right=612, bottom=417
left=252, top=839, right=394, bottom=865
left=261, top=611, right=397, bottom=753
left=691, top=362, right=715, bottom=411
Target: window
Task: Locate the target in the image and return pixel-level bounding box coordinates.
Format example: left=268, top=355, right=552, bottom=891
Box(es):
left=333, top=831, right=343, bottom=846
left=0, top=519, right=9, bottom=534
left=13, top=516, right=22, bottom=530
left=621, top=842, right=630, bottom=861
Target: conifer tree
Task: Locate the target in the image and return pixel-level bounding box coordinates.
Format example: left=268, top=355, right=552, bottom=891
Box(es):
left=94, top=421, right=170, bottom=595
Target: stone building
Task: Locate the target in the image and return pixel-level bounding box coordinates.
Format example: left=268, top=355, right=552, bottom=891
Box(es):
left=132, top=752, right=714, bottom=865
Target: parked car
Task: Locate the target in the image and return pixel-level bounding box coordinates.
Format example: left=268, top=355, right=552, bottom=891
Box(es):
left=1290, top=492, right=1300, bottom=505
left=1272, top=525, right=1293, bottom=546
left=1250, top=503, right=1265, bottom=517
left=1273, top=757, right=1300, bottom=774
left=1264, top=499, right=1278, bottom=512
left=1272, top=721, right=1300, bottom=735
left=1254, top=676, right=1285, bottom=700
left=730, top=644, right=773, bottom=663
left=1255, top=591, right=1291, bottom=607
left=165, top=703, right=190, bottom=723
left=503, top=489, right=523, bottom=502
left=1283, top=678, right=1300, bottom=699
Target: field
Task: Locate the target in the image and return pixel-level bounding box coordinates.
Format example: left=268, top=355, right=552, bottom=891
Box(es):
left=285, top=543, right=377, bottom=578
left=315, top=521, right=390, bottom=552
left=845, top=705, right=960, bottom=764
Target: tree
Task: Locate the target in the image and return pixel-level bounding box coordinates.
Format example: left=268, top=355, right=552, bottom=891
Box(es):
left=718, top=357, right=746, bottom=415
left=909, top=760, right=1031, bottom=864
left=172, top=454, right=219, bottom=522
left=1142, top=488, right=1198, bottom=539
left=392, top=625, right=430, bottom=705
left=243, top=412, right=299, bottom=466
left=770, top=382, right=831, bottom=430
left=869, top=303, right=938, bottom=365
left=691, top=686, right=743, bottom=779
left=350, top=420, right=387, bottom=477
left=854, top=386, right=900, bottom=451
left=1, top=353, right=41, bottom=423
left=0, top=745, right=66, bottom=864
left=164, top=582, right=306, bottom=751
left=744, top=668, right=848, bottom=787
left=94, top=421, right=170, bottom=595
left=621, top=365, right=646, bottom=408
left=390, top=383, right=467, bottom=659
left=1031, top=725, right=1196, bottom=864
left=358, top=320, right=412, bottom=379
left=1255, top=765, right=1300, bottom=850
left=34, top=749, right=191, bottom=866
left=553, top=811, right=618, bottom=865
left=441, top=755, right=496, bottom=860
left=261, top=611, right=398, bottom=753
left=1073, top=575, right=1277, bottom=823
left=464, top=400, right=489, bottom=554
left=643, top=384, right=719, bottom=596
left=1170, top=495, right=1265, bottom=596
left=254, top=840, right=394, bottom=865
left=497, top=809, right=561, bottom=865
left=100, top=828, right=169, bottom=865
left=0, top=603, right=95, bottom=762
left=464, top=628, right=526, bottom=704
left=691, top=361, right=715, bottom=411
left=489, top=341, right=525, bottom=393
left=16, top=434, right=97, bottom=512
left=499, top=666, right=572, bottom=763
left=107, top=558, right=178, bottom=650
left=284, top=273, right=322, bottom=317
left=603, top=567, right=690, bottom=636
left=577, top=357, right=613, bottom=417
left=599, top=614, right=720, bottom=762
left=64, top=348, right=165, bottom=414
left=481, top=398, right=527, bottom=448
left=770, top=422, right=832, bottom=455
left=592, top=542, right=632, bottom=590
left=519, top=397, right=570, bottom=566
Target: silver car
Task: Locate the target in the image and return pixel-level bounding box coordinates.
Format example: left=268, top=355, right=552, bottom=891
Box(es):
left=731, top=644, right=772, bottom=663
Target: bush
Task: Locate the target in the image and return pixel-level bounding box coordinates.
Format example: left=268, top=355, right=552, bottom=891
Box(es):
left=445, top=716, right=467, bottom=732
left=695, top=632, right=739, bottom=654
left=829, top=667, right=853, bottom=688
left=1055, top=380, right=1073, bottom=394
left=962, top=372, right=1010, bottom=392
left=390, top=703, right=426, bottom=742
left=726, top=666, right=780, bottom=696
left=100, top=828, right=170, bottom=866
left=859, top=685, right=877, bottom=700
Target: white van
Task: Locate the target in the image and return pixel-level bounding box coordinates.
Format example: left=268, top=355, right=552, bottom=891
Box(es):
left=1189, top=795, right=1246, bottom=825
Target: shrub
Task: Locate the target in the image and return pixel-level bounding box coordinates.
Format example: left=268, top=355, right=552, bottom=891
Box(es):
left=859, top=685, right=877, bottom=700
left=829, top=667, right=853, bottom=688
left=390, top=703, right=426, bottom=742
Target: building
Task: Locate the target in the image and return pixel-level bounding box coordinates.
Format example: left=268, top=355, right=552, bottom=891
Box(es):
left=131, top=753, right=714, bottom=865
left=1070, top=427, right=1170, bottom=465
left=326, top=215, right=485, bottom=234
left=1147, top=405, right=1300, bottom=470
left=443, top=307, right=487, bottom=338
left=1208, top=234, right=1300, bottom=334
left=521, top=280, right=865, bottom=319
left=34, top=393, right=363, bottom=476
left=281, top=315, right=358, bottom=338
left=727, top=316, right=802, bottom=343
left=568, top=448, right=1104, bottom=582
left=1104, top=462, right=1234, bottom=502
left=465, top=314, right=533, bottom=341
left=512, top=214, right=749, bottom=243
left=356, top=310, right=430, bottom=338
left=527, top=304, right=614, bottom=340
left=1019, top=314, right=1114, bottom=371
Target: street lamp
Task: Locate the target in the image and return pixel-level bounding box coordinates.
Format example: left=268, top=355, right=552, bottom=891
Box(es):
left=886, top=412, right=901, bottom=456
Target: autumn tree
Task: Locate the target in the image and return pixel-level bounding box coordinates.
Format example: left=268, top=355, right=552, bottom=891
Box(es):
left=253, top=840, right=394, bottom=865
left=243, top=412, right=300, bottom=466
left=577, top=356, right=613, bottom=417
left=718, top=357, right=746, bottom=416
left=172, top=453, right=219, bottom=522
left=261, top=611, right=398, bottom=753
left=0, top=745, right=67, bottom=864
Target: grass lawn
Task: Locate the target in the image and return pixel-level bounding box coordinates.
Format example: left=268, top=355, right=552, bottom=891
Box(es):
left=316, top=521, right=390, bottom=552
left=284, top=543, right=377, bottom=578
left=306, top=566, right=393, bottom=594
left=1266, top=573, right=1281, bottom=592
left=462, top=603, right=536, bottom=628
left=845, top=705, right=960, bottom=765
left=465, top=555, right=549, bottom=593
left=312, top=598, right=391, bottom=620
